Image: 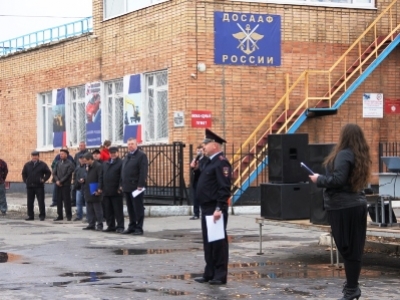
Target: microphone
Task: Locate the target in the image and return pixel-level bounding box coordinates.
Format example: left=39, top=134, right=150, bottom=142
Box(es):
left=195, top=154, right=201, bottom=162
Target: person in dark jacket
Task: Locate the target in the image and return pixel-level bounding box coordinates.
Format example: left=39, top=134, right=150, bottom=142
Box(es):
left=309, top=124, right=371, bottom=300
left=52, top=148, right=75, bottom=221
left=21, top=151, right=51, bottom=221
left=50, top=147, right=75, bottom=207
left=121, top=138, right=148, bottom=235
left=194, top=129, right=231, bottom=286
left=102, top=146, right=124, bottom=233
left=73, top=155, right=87, bottom=221
left=189, top=144, right=208, bottom=220
left=71, top=141, right=89, bottom=207
left=81, top=152, right=104, bottom=231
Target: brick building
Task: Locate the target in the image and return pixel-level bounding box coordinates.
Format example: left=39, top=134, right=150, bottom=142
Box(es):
left=1, top=0, right=400, bottom=193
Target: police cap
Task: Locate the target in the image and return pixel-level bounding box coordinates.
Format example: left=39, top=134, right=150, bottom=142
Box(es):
left=109, top=146, right=119, bottom=153
left=203, top=129, right=227, bottom=145
left=31, top=151, right=40, bottom=156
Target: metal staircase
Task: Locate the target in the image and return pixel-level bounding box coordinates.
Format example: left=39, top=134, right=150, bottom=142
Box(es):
left=230, top=0, right=400, bottom=204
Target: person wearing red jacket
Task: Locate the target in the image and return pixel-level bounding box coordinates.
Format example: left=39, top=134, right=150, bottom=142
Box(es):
left=100, top=140, right=111, bottom=162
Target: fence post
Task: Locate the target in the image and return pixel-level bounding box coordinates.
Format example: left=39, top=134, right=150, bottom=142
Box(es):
left=378, top=142, right=383, bottom=172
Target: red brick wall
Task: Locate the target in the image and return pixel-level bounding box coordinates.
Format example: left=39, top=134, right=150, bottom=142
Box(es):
left=0, top=0, right=399, bottom=184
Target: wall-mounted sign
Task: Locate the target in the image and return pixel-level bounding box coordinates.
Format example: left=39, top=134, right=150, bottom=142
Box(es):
left=214, top=12, right=281, bottom=66
left=191, top=110, right=212, bottom=128
left=174, top=111, right=184, bottom=127
left=363, top=93, right=383, bottom=118
left=385, top=99, right=400, bottom=114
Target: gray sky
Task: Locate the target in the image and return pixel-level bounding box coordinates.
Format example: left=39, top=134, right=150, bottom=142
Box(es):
left=0, top=0, right=92, bottom=42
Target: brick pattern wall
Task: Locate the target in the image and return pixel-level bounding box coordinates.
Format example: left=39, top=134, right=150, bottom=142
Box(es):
left=0, top=0, right=400, bottom=185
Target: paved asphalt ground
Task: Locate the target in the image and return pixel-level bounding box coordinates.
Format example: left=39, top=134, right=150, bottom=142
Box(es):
left=1, top=194, right=400, bottom=299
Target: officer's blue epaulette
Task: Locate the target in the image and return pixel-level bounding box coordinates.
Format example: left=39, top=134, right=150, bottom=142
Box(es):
left=218, top=155, right=227, bottom=161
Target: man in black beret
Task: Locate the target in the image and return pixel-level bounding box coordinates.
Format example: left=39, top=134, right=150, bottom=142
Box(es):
left=52, top=148, right=75, bottom=221
left=194, top=129, right=231, bottom=285
left=22, top=151, right=51, bottom=221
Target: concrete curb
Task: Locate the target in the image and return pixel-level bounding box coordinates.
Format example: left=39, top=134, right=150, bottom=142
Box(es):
left=7, top=204, right=261, bottom=218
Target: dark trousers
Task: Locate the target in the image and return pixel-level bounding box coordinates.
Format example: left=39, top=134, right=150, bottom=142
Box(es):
left=27, top=187, right=45, bottom=219
left=103, top=195, right=124, bottom=230
left=328, top=205, right=367, bottom=288
left=125, top=192, right=144, bottom=233
left=71, top=185, right=76, bottom=205
left=56, top=185, right=72, bottom=219
left=201, top=205, right=229, bottom=283
left=192, top=185, right=200, bottom=217
left=87, top=202, right=103, bottom=229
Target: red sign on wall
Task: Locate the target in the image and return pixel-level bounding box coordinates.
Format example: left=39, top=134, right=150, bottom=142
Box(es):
left=191, top=110, right=212, bottom=128
left=385, top=99, right=400, bottom=114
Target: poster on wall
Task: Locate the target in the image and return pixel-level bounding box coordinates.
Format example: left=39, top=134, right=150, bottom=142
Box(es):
left=363, top=93, right=383, bottom=118
left=384, top=98, right=400, bottom=114
left=53, top=89, right=66, bottom=148
left=214, top=12, right=281, bottom=66
left=123, top=74, right=142, bottom=143
left=85, top=82, right=102, bottom=146
left=191, top=110, right=212, bottom=128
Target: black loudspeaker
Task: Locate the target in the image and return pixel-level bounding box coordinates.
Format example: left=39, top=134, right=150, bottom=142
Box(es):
left=268, top=134, right=309, bottom=183
left=308, top=144, right=335, bottom=225
left=260, top=183, right=311, bottom=220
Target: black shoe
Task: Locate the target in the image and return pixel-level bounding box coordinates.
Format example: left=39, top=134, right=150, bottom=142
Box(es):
left=82, top=227, right=95, bottom=230
left=115, top=228, right=124, bottom=233
left=71, top=203, right=76, bottom=207
left=50, top=204, right=57, bottom=207
left=194, top=277, right=209, bottom=283
left=132, top=230, right=143, bottom=235
left=25, top=218, right=34, bottom=221
left=40, top=218, right=45, bottom=221
left=103, top=227, right=116, bottom=232
left=67, top=218, right=71, bottom=221
left=95, top=227, right=103, bottom=231
left=189, top=216, right=199, bottom=220
left=341, top=286, right=361, bottom=300
left=53, top=217, right=63, bottom=221
left=122, top=229, right=134, bottom=234
left=209, top=279, right=226, bottom=285
left=73, top=217, right=82, bottom=221
left=1, top=211, right=6, bottom=216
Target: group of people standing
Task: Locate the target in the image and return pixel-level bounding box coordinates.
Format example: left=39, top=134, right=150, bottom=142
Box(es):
left=19, top=138, right=148, bottom=235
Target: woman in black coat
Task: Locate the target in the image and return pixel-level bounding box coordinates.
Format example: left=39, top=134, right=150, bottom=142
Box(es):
left=309, top=124, right=371, bottom=300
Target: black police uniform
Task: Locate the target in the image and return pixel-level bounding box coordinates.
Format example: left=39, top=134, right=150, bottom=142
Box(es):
left=195, top=130, right=231, bottom=284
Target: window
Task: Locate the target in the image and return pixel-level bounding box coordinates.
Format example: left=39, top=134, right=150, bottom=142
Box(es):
left=104, top=0, right=171, bottom=19
left=230, top=0, right=374, bottom=9
left=105, top=79, right=124, bottom=143
left=37, top=92, right=53, bottom=149
left=144, top=70, right=168, bottom=143
left=68, top=86, right=86, bottom=147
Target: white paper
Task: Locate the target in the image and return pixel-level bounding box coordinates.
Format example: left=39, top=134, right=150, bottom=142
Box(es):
left=206, top=214, right=225, bottom=243
left=132, top=188, right=145, bottom=198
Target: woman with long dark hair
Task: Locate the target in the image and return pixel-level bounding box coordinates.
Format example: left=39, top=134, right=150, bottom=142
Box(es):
left=309, top=123, right=371, bottom=300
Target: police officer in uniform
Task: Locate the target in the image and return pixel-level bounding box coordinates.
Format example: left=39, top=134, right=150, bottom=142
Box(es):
left=194, top=129, right=231, bottom=285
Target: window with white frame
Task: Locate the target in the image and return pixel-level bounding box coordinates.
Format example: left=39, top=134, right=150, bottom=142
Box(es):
left=104, top=0, right=171, bottom=19
left=68, top=85, right=86, bottom=147
left=105, top=79, right=124, bottom=143
left=144, top=70, right=168, bottom=143
left=37, top=92, right=53, bottom=148
left=230, top=0, right=374, bottom=9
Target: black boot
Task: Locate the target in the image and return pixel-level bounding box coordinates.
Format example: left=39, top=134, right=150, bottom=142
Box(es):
left=340, top=286, right=361, bottom=300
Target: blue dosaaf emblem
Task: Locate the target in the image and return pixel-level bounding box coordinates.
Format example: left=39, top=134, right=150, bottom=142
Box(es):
left=214, top=12, right=281, bottom=66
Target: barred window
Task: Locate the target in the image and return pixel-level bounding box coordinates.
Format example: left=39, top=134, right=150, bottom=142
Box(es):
left=104, top=0, right=171, bottom=19
left=105, top=79, right=124, bottom=143
left=68, top=86, right=86, bottom=147
left=144, top=70, right=168, bottom=143
left=37, top=92, right=53, bottom=149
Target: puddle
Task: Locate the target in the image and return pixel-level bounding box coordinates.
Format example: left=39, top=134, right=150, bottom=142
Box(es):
left=0, top=252, right=22, bottom=263
left=111, top=286, right=189, bottom=296
left=113, top=248, right=201, bottom=255
left=60, top=272, right=106, bottom=277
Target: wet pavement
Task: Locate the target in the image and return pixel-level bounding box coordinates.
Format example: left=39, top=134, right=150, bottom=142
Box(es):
left=1, top=212, right=400, bottom=299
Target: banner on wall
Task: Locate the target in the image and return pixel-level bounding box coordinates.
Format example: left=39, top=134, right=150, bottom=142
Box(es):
left=363, top=93, right=383, bottom=118
left=123, top=74, right=142, bottom=143
left=214, top=12, right=281, bottom=66
left=53, top=89, right=66, bottom=148
left=85, top=82, right=102, bottom=147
